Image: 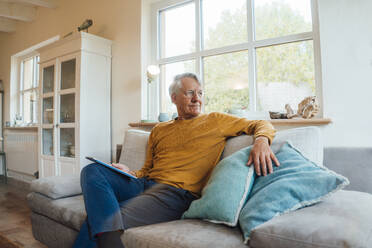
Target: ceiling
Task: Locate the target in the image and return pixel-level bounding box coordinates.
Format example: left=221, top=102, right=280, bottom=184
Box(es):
left=0, top=0, right=58, bottom=33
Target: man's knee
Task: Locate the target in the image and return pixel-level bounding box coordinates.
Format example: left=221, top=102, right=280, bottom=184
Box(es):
left=80, top=163, right=101, bottom=184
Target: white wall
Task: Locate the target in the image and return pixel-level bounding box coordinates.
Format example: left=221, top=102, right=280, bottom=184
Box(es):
left=318, top=0, right=372, bottom=147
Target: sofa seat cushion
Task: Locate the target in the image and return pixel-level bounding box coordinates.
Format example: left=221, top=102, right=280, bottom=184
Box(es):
left=249, top=190, right=372, bottom=248
left=27, top=192, right=86, bottom=231
left=123, top=219, right=248, bottom=248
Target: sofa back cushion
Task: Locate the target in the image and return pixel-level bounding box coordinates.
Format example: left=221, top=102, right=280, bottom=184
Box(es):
left=222, top=126, right=323, bottom=165
left=119, top=129, right=150, bottom=171
left=120, top=126, right=323, bottom=171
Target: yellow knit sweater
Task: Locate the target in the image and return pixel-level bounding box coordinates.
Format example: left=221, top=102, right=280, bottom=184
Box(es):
left=135, top=112, right=276, bottom=196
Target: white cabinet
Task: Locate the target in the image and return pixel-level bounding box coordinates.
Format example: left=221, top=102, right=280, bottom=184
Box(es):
left=37, top=32, right=112, bottom=177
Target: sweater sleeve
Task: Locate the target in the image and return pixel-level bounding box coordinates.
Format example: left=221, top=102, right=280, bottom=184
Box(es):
left=214, top=112, right=276, bottom=144
left=134, top=130, right=155, bottom=178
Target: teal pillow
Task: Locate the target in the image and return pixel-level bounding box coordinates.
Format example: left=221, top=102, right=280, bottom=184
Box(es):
left=182, top=146, right=255, bottom=226
left=239, top=142, right=349, bottom=244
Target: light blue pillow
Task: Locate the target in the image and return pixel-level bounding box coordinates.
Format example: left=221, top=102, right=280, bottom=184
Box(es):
left=183, top=146, right=255, bottom=226
left=239, top=142, right=349, bottom=244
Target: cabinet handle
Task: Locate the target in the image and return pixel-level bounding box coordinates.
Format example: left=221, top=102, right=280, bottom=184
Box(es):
left=56, top=124, right=59, bottom=128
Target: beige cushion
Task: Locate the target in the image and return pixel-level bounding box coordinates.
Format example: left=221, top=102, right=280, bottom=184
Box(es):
left=30, top=175, right=82, bottom=199
left=119, top=129, right=150, bottom=171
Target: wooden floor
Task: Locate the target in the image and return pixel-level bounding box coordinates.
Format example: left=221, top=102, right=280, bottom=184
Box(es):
left=0, top=181, right=46, bottom=248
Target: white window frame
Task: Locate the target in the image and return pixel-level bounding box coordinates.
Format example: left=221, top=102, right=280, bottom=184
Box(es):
left=10, top=35, right=60, bottom=126
left=19, top=53, right=39, bottom=124
left=145, top=0, right=323, bottom=118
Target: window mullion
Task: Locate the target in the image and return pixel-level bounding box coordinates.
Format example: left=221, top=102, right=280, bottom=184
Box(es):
left=195, top=0, right=202, bottom=77
left=247, top=0, right=256, bottom=111
left=195, top=0, right=201, bottom=54
left=19, top=61, right=24, bottom=118
left=195, top=0, right=204, bottom=112
left=311, top=0, right=323, bottom=117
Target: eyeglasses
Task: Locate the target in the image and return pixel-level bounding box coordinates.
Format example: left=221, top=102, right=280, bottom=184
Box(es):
left=183, top=90, right=203, bottom=98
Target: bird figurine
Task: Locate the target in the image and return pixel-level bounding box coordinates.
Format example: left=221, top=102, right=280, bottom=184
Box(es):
left=78, top=19, right=93, bottom=32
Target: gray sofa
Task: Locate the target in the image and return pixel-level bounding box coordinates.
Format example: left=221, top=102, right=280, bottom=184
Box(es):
left=27, top=127, right=372, bottom=248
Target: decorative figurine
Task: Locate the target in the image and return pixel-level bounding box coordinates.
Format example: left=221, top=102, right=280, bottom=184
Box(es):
left=286, top=96, right=319, bottom=119
left=78, top=19, right=93, bottom=32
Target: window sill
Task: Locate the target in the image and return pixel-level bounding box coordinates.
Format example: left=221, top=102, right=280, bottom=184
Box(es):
left=129, top=118, right=332, bottom=128
left=4, top=126, right=38, bottom=131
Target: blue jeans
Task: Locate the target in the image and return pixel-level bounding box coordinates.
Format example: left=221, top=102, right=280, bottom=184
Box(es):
left=73, top=163, right=196, bottom=248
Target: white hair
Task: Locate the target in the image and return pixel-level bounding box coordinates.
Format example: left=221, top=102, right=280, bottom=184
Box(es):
left=168, top=73, right=201, bottom=97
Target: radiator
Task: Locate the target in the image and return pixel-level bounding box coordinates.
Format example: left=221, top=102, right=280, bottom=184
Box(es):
left=4, top=130, right=38, bottom=177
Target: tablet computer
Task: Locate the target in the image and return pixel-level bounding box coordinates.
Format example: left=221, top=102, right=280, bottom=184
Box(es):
left=85, top=156, right=137, bottom=179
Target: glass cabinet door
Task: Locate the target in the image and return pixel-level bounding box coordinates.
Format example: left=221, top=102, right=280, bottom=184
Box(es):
left=60, top=128, right=75, bottom=158
left=42, top=65, right=54, bottom=93
left=61, top=59, right=76, bottom=89
left=58, top=58, right=76, bottom=158
left=42, top=128, right=54, bottom=156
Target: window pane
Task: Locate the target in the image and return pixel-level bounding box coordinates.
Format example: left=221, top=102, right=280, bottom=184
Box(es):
left=23, top=91, right=37, bottom=123
left=202, top=0, right=247, bottom=50
left=160, top=2, right=195, bottom=58
left=160, top=60, right=196, bottom=115
left=203, top=51, right=249, bottom=114
left=256, top=41, right=315, bottom=112
left=254, top=0, right=312, bottom=40
left=23, top=58, right=34, bottom=90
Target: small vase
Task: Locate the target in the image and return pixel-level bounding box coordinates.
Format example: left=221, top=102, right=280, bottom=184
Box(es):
left=69, top=145, right=75, bottom=157
left=158, top=113, right=170, bottom=122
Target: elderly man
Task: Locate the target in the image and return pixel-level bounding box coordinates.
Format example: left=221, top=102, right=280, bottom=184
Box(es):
left=73, top=72, right=279, bottom=248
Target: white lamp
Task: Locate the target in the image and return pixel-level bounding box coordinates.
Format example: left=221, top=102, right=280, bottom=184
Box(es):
left=144, top=65, right=160, bottom=122
left=147, top=65, right=160, bottom=83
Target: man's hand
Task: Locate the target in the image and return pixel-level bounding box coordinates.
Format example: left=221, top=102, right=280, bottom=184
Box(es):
left=111, top=163, right=136, bottom=176
left=247, top=136, right=280, bottom=176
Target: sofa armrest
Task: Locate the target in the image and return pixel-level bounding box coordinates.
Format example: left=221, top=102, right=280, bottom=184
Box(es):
left=30, top=175, right=82, bottom=199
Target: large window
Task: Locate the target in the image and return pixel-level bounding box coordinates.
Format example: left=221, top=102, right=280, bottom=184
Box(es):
left=149, top=0, right=321, bottom=117
left=19, top=55, right=39, bottom=124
